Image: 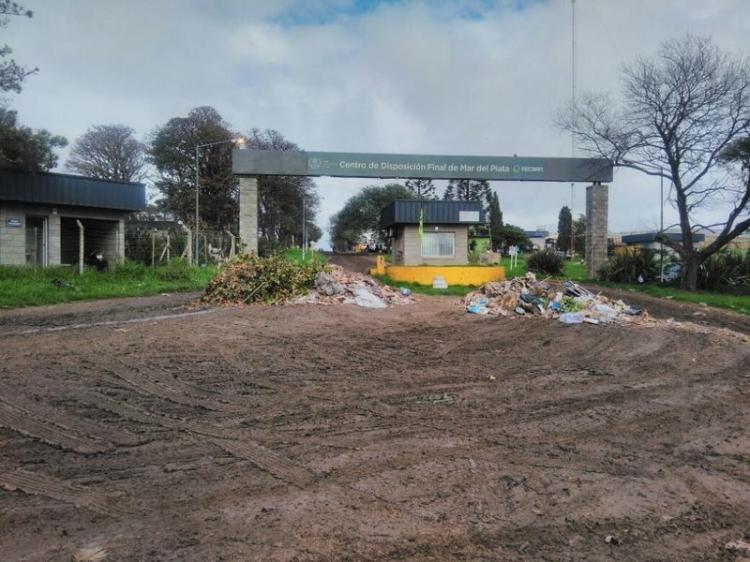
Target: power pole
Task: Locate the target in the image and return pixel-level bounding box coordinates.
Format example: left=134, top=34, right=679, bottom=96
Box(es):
left=570, top=0, right=577, bottom=256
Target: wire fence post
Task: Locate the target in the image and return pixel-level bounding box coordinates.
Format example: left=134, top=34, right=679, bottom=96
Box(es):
left=75, top=219, right=84, bottom=275
left=151, top=230, right=156, bottom=267
left=225, top=230, right=236, bottom=258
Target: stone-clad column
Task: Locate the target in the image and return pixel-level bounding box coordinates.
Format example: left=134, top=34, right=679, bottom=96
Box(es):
left=585, top=182, right=609, bottom=279
left=239, top=176, right=258, bottom=254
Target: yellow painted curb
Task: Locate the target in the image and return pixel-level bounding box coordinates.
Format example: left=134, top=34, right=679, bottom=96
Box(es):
left=379, top=265, right=505, bottom=286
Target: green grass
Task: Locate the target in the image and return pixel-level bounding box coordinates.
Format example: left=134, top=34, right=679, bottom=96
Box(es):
left=372, top=275, right=477, bottom=296
left=282, top=248, right=326, bottom=265
left=498, top=256, right=587, bottom=282
left=599, top=282, right=750, bottom=315
left=0, top=260, right=217, bottom=309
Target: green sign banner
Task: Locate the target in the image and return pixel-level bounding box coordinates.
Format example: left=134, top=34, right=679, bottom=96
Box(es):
left=233, top=150, right=612, bottom=183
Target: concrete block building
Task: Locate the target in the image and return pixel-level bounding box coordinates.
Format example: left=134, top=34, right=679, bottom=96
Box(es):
left=0, top=169, right=145, bottom=266
left=380, top=200, right=485, bottom=266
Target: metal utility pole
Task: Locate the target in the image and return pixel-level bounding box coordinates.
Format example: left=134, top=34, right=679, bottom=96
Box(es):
left=195, top=145, right=200, bottom=265
left=569, top=0, right=577, bottom=256
left=659, top=168, right=664, bottom=282
left=301, top=197, right=306, bottom=261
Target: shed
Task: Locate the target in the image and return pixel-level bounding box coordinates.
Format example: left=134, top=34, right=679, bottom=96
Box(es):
left=0, top=169, right=146, bottom=266
left=621, top=231, right=705, bottom=251
left=380, top=200, right=485, bottom=266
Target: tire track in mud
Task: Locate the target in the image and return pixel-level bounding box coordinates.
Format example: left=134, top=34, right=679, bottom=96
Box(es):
left=0, top=468, right=130, bottom=517
left=0, top=401, right=111, bottom=454
left=0, top=382, right=140, bottom=447
left=83, top=390, right=315, bottom=487
left=107, top=362, right=243, bottom=413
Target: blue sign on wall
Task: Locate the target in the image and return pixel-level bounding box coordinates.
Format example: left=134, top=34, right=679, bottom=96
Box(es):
left=5, top=217, right=22, bottom=228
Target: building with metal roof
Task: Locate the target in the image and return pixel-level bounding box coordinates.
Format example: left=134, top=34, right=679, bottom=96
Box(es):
left=380, top=200, right=485, bottom=266
left=0, top=169, right=146, bottom=267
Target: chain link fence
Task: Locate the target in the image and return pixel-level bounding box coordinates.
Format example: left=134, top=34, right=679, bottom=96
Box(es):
left=125, top=223, right=238, bottom=266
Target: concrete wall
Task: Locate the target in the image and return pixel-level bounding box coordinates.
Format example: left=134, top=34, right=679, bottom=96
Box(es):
left=0, top=202, right=129, bottom=266
left=585, top=183, right=609, bottom=279
left=238, top=177, right=258, bottom=254
left=393, top=224, right=469, bottom=266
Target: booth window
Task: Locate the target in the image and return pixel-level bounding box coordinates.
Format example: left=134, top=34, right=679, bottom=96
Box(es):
left=421, top=232, right=455, bottom=258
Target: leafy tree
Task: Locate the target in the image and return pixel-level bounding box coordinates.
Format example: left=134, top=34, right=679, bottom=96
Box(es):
left=405, top=178, right=436, bottom=199
left=488, top=191, right=504, bottom=251
left=557, top=206, right=572, bottom=252
left=0, top=1, right=35, bottom=93
left=66, top=124, right=147, bottom=182
left=497, top=224, right=532, bottom=251
left=573, top=214, right=586, bottom=256
left=443, top=179, right=492, bottom=206
left=0, top=106, right=66, bottom=171
left=329, top=183, right=411, bottom=251
left=150, top=109, right=319, bottom=247
left=559, top=35, right=750, bottom=289
left=150, top=106, right=238, bottom=231
left=245, top=128, right=321, bottom=250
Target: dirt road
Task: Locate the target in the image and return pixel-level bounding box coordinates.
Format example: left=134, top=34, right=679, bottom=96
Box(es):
left=1, top=292, right=749, bottom=561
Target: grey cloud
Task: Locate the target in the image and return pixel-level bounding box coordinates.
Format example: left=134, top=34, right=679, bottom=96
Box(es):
left=6, top=0, right=750, bottom=247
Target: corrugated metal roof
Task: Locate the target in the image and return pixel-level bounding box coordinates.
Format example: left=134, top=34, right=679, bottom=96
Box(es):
left=524, top=230, right=550, bottom=238
left=380, top=200, right=485, bottom=228
left=0, top=169, right=146, bottom=211
left=621, top=232, right=705, bottom=244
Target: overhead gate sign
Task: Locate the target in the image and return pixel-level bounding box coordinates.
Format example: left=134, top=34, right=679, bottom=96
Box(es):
left=232, top=150, right=613, bottom=183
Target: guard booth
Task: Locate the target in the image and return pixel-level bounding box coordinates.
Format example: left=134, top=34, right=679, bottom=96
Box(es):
left=380, top=200, right=485, bottom=266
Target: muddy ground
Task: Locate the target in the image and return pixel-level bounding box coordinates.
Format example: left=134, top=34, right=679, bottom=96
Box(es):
left=1, top=272, right=749, bottom=561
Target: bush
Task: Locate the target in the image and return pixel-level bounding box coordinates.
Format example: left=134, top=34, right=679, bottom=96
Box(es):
left=599, top=248, right=659, bottom=283
left=698, top=249, right=750, bottom=292
left=526, top=250, right=563, bottom=276
left=203, top=253, right=327, bottom=305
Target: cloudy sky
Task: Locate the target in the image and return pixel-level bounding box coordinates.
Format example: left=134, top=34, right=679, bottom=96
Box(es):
left=5, top=0, right=750, bottom=248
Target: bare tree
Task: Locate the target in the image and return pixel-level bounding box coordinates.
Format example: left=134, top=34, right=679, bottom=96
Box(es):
left=67, top=124, right=148, bottom=182
left=558, top=35, right=750, bottom=289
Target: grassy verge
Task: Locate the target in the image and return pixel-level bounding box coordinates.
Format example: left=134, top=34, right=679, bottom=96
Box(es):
left=283, top=248, right=326, bottom=265
left=598, top=282, right=750, bottom=315
left=372, top=275, right=477, bottom=296
left=0, top=260, right=217, bottom=309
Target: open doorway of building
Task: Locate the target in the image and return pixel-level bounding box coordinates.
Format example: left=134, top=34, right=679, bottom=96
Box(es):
left=60, top=217, right=119, bottom=268
left=25, top=216, right=47, bottom=266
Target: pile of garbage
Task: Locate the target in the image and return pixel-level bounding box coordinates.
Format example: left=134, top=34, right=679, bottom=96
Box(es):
left=296, top=265, right=414, bottom=309
left=465, top=273, right=645, bottom=325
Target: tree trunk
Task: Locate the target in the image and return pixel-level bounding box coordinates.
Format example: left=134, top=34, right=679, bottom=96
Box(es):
left=681, top=255, right=699, bottom=291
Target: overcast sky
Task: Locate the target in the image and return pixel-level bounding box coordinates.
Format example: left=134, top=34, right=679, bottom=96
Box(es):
left=5, top=0, right=750, bottom=248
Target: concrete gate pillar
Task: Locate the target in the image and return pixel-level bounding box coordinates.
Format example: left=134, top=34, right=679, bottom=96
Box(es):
left=239, top=176, right=258, bottom=254
left=585, top=182, right=609, bottom=279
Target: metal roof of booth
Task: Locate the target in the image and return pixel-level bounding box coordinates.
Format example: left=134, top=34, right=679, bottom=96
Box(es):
left=0, top=169, right=146, bottom=211
left=380, top=200, right=485, bottom=229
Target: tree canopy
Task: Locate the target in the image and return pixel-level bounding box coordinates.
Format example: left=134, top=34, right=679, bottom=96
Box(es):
left=67, top=124, right=148, bottom=182
left=442, top=179, right=492, bottom=206
left=559, top=35, right=750, bottom=289
left=405, top=178, right=436, bottom=199
left=245, top=128, right=321, bottom=251
left=557, top=206, right=572, bottom=253
left=488, top=191, right=504, bottom=251
left=149, top=107, right=320, bottom=249
left=0, top=1, right=35, bottom=93
left=329, top=183, right=411, bottom=251
left=0, top=106, right=67, bottom=171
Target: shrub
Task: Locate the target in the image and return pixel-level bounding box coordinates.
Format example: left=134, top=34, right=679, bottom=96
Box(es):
left=599, top=248, right=659, bottom=283
left=526, top=250, right=563, bottom=276
left=698, top=249, right=750, bottom=292
left=203, top=253, right=327, bottom=305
